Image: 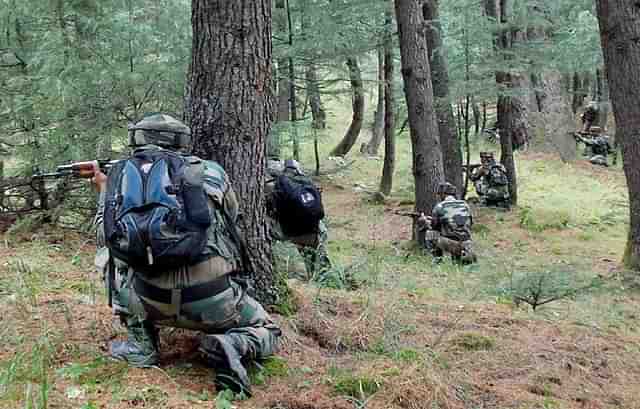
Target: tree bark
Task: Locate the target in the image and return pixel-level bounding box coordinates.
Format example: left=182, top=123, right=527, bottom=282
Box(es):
left=187, top=0, right=284, bottom=305
left=331, top=57, right=365, bottom=157
left=305, top=63, right=326, bottom=129
left=595, top=0, right=640, bottom=269
left=379, top=8, right=395, bottom=196
left=363, top=46, right=385, bottom=156
left=486, top=0, right=520, bottom=205
left=423, top=0, right=463, bottom=195
left=395, top=0, right=444, bottom=222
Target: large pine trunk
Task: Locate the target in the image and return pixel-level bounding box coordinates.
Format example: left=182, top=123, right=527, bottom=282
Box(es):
left=394, top=0, right=444, bottom=221
left=331, top=57, right=365, bottom=157
left=423, top=0, right=462, bottom=195
left=596, top=0, right=640, bottom=269
left=379, top=7, right=395, bottom=196
left=187, top=0, right=284, bottom=305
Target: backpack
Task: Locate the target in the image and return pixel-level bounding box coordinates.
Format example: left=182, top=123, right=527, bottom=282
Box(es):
left=273, top=174, right=324, bottom=237
left=488, top=165, right=508, bottom=186
left=103, top=149, right=212, bottom=271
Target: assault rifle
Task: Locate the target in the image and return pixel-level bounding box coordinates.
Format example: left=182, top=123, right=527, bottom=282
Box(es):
left=32, top=159, right=119, bottom=180
left=394, top=210, right=422, bottom=218
left=461, top=163, right=482, bottom=172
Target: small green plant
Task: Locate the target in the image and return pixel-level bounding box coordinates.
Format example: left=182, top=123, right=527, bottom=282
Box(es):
left=507, top=270, right=603, bottom=311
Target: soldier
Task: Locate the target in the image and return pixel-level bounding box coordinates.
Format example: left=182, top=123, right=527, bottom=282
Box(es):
left=92, top=114, right=281, bottom=397
left=581, top=101, right=600, bottom=132
left=575, top=132, right=615, bottom=167
left=469, top=152, right=510, bottom=209
left=265, top=159, right=331, bottom=278
left=417, top=182, right=476, bottom=264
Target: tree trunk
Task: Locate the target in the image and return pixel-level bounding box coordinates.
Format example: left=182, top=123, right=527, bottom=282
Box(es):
left=595, top=0, right=640, bottom=269
left=289, top=57, right=300, bottom=160
left=379, top=8, right=395, bottom=196
left=423, top=0, right=463, bottom=195
left=486, top=0, right=521, bottom=205
left=472, top=99, right=480, bottom=134
left=496, top=92, right=518, bottom=206
left=572, top=72, right=588, bottom=114
left=187, top=0, right=284, bottom=305
left=535, top=71, right=576, bottom=161
left=394, top=0, right=444, bottom=222
left=305, top=63, right=326, bottom=129
left=331, top=57, right=365, bottom=157
left=363, top=46, right=385, bottom=156
left=596, top=67, right=610, bottom=131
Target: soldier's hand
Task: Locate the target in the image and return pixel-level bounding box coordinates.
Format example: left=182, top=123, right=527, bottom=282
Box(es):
left=89, top=161, right=108, bottom=192
left=417, top=213, right=432, bottom=229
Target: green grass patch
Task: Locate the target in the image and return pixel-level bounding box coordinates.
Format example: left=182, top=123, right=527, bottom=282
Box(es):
left=332, top=374, right=382, bottom=399
left=452, top=333, right=496, bottom=351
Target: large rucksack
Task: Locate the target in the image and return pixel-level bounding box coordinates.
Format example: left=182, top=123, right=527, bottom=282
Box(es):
left=488, top=164, right=508, bottom=186
left=103, top=149, right=212, bottom=271
left=273, top=174, right=324, bottom=237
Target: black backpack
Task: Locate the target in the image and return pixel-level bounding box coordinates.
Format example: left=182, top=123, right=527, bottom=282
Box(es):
left=273, top=174, right=324, bottom=237
left=103, top=149, right=211, bottom=271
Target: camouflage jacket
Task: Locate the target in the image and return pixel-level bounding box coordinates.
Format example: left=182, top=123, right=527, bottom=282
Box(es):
left=431, top=195, right=473, bottom=242
left=95, top=145, right=242, bottom=280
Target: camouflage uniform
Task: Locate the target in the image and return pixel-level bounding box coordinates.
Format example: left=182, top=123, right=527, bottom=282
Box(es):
left=265, top=159, right=331, bottom=277
left=581, top=102, right=600, bottom=132
left=417, top=184, right=476, bottom=264
left=95, top=115, right=280, bottom=396
left=576, top=133, right=614, bottom=167
left=469, top=153, right=510, bottom=208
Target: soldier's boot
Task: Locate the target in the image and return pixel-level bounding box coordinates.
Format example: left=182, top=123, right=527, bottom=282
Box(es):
left=199, top=334, right=252, bottom=397
left=109, top=318, right=159, bottom=368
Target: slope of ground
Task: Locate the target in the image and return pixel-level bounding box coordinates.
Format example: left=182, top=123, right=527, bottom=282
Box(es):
left=1, top=96, right=639, bottom=409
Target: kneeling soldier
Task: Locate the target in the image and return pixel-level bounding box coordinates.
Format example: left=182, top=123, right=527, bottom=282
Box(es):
left=417, top=182, right=476, bottom=264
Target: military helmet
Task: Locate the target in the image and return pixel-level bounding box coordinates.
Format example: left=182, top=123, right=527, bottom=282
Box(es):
left=480, top=151, right=495, bottom=164
left=284, top=159, right=304, bottom=175
left=437, top=182, right=457, bottom=196
left=128, top=113, right=191, bottom=149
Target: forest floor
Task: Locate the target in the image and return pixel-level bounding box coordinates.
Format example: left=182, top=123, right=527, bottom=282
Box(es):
left=2, top=126, right=640, bottom=409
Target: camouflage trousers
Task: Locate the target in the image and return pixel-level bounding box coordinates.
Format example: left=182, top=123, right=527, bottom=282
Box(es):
left=270, top=218, right=331, bottom=277
left=423, top=230, right=476, bottom=264
left=475, top=180, right=510, bottom=208
left=98, top=251, right=281, bottom=363
left=589, top=154, right=608, bottom=167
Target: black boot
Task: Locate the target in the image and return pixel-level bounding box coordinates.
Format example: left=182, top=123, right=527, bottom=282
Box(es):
left=109, top=318, right=159, bottom=367
left=199, top=334, right=252, bottom=397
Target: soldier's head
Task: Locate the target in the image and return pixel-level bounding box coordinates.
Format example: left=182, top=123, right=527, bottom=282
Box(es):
left=283, top=159, right=304, bottom=176
left=480, top=151, right=496, bottom=165
left=437, top=182, right=457, bottom=199
left=128, top=113, right=191, bottom=151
